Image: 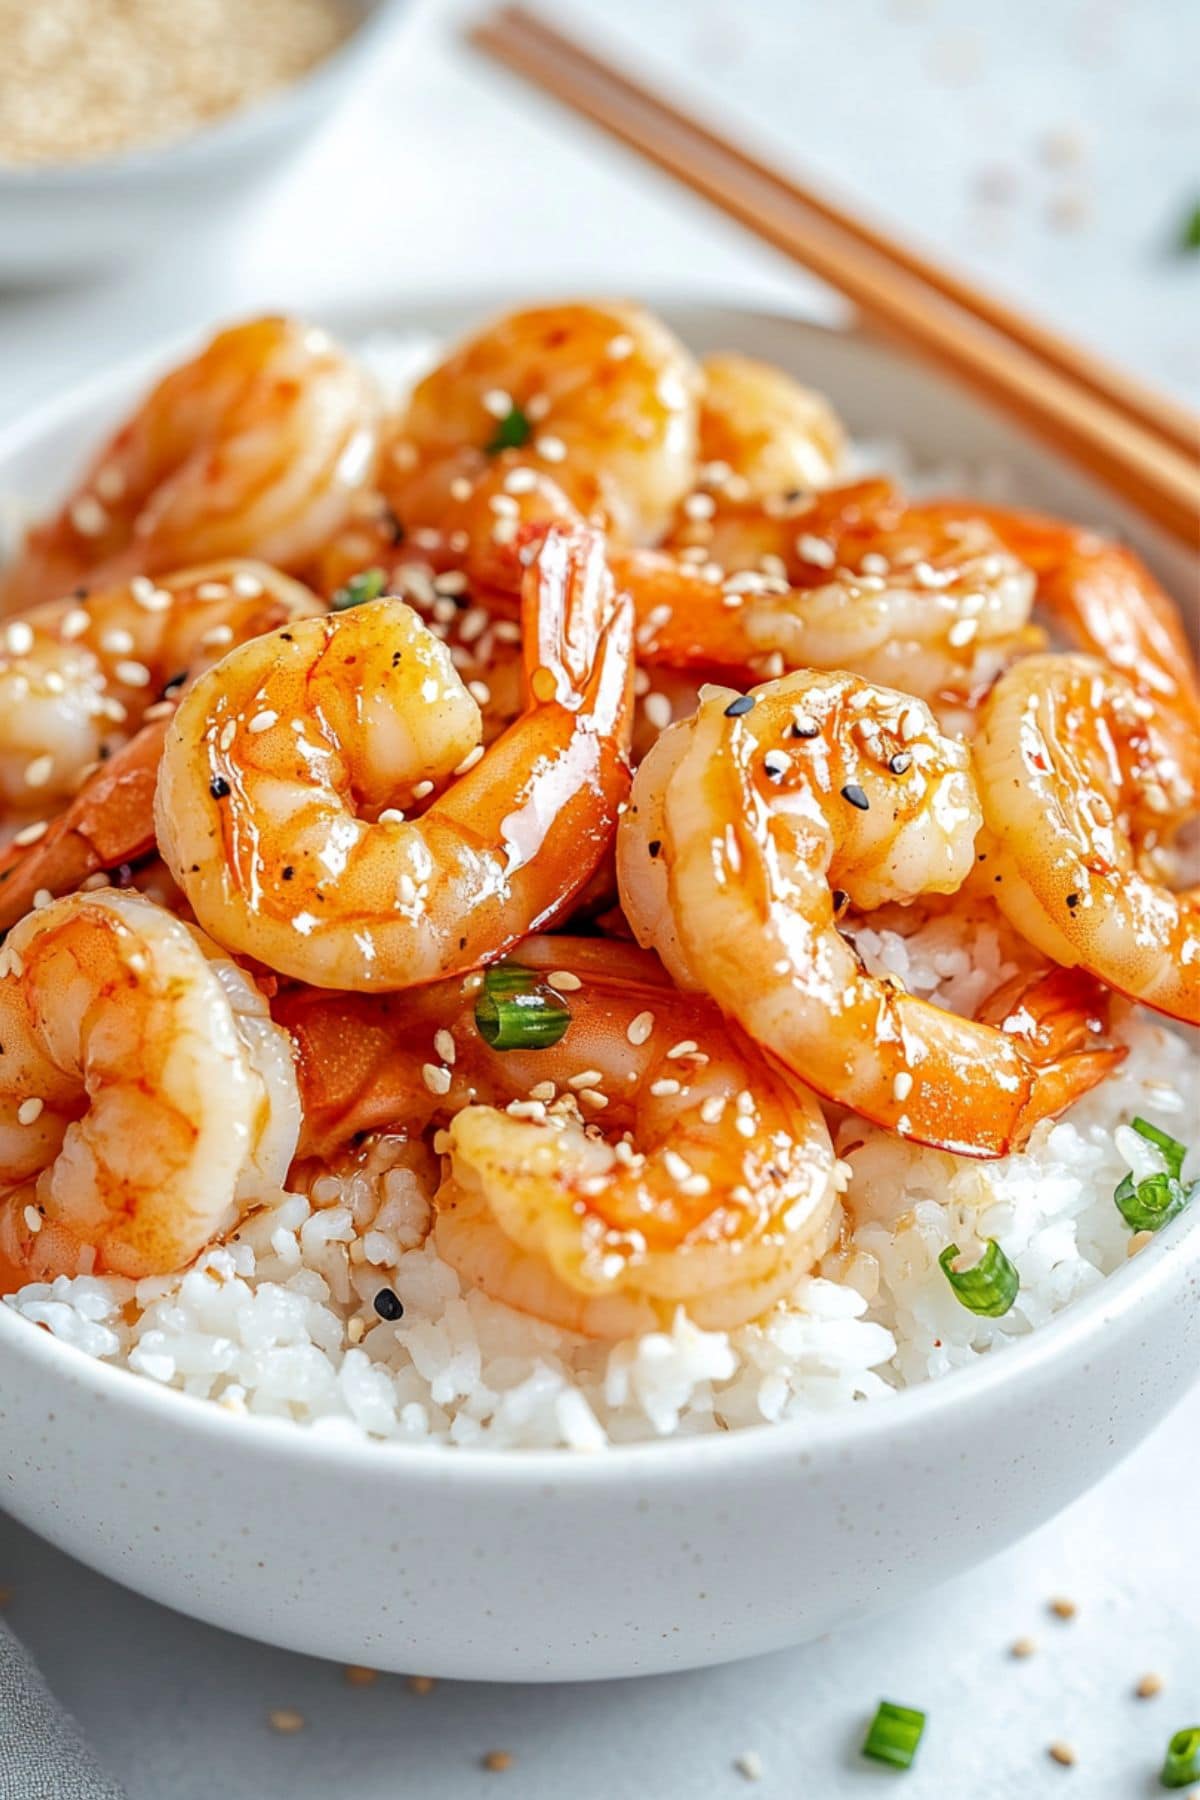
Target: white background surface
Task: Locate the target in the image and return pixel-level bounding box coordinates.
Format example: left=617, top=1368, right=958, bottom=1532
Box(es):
left=1, top=1, right=1197, bottom=1795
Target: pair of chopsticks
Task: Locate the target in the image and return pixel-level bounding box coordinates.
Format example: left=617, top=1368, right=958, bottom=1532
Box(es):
left=470, top=5, right=1199, bottom=547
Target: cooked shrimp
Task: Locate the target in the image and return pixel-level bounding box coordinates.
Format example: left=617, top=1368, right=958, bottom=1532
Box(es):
left=156, top=526, right=634, bottom=990
left=974, top=653, right=1200, bottom=1024
left=0, top=318, right=378, bottom=613
left=0, top=560, right=322, bottom=811
left=926, top=501, right=1200, bottom=731
left=617, top=670, right=1122, bottom=1157
left=689, top=352, right=845, bottom=501
left=388, top=302, right=700, bottom=544
left=276, top=935, right=841, bottom=1337
left=620, top=481, right=1041, bottom=727
left=0, top=890, right=299, bottom=1292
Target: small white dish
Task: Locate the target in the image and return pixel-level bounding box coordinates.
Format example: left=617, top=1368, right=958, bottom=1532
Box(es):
left=0, top=298, right=1196, bottom=1682
left=0, top=0, right=406, bottom=284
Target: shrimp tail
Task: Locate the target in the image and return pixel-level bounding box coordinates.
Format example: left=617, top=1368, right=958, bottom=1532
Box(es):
left=0, top=716, right=166, bottom=935
left=1010, top=1042, right=1129, bottom=1145
left=982, top=963, right=1127, bottom=1149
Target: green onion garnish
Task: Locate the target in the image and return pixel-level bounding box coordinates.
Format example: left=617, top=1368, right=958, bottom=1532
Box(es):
left=938, top=1240, right=1020, bottom=1317
left=1177, top=201, right=1200, bottom=254
left=474, top=963, right=571, bottom=1051
left=331, top=567, right=386, bottom=611
left=862, top=1701, right=926, bottom=1771
left=1161, top=1726, right=1200, bottom=1788
left=485, top=404, right=532, bottom=455
left=1114, top=1117, right=1197, bottom=1233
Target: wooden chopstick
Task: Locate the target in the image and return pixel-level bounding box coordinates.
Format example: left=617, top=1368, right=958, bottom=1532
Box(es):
left=470, top=4, right=1200, bottom=546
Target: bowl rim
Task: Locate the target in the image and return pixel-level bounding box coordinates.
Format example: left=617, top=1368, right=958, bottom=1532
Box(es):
left=0, top=0, right=405, bottom=189
left=0, top=293, right=1196, bottom=1483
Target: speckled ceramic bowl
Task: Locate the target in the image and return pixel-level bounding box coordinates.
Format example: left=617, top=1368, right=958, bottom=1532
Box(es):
left=0, top=301, right=1197, bottom=1681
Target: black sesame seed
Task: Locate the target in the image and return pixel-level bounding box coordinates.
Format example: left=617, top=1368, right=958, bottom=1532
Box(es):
left=724, top=694, right=756, bottom=717
left=282, top=866, right=295, bottom=881
left=789, top=720, right=819, bottom=739
left=647, top=839, right=662, bottom=859
left=1066, top=892, right=1080, bottom=909
left=841, top=783, right=870, bottom=811
left=832, top=888, right=849, bottom=913
left=209, top=776, right=231, bottom=800
left=373, top=1288, right=404, bottom=1322
left=158, top=670, right=188, bottom=701
left=888, top=752, right=913, bottom=775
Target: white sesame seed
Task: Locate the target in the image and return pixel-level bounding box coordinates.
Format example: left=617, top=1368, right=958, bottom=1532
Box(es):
left=528, top=1080, right=556, bottom=1102
left=12, top=819, right=48, bottom=847
left=650, top=1078, right=682, bottom=1098
left=627, top=1010, right=655, bottom=1046
left=666, top=1040, right=699, bottom=1060
left=482, top=388, right=513, bottom=419
left=142, top=700, right=175, bottom=722
left=378, top=808, right=406, bottom=825
left=763, top=750, right=791, bottom=779
left=578, top=1088, right=608, bottom=1109
left=17, top=1097, right=44, bottom=1125
left=735, top=1115, right=755, bottom=1138
left=457, top=607, right=489, bottom=644
left=535, top=434, right=566, bottom=463
left=433, top=571, right=469, bottom=598
left=434, top=1029, right=456, bottom=1066
left=796, top=533, right=835, bottom=568
left=683, top=491, right=716, bottom=520
left=642, top=691, right=672, bottom=730
left=248, top=710, right=278, bottom=734
left=449, top=476, right=474, bottom=503
left=32, top=889, right=53, bottom=910
left=453, top=745, right=485, bottom=776
left=3, top=621, right=34, bottom=655
left=488, top=493, right=519, bottom=518
left=421, top=1063, right=452, bottom=1096
left=893, top=1071, right=914, bottom=1102
left=412, top=780, right=435, bottom=801
left=114, top=659, right=151, bottom=688
left=70, top=495, right=107, bottom=537
left=24, top=755, right=54, bottom=789
left=493, top=620, right=521, bottom=643
left=94, top=465, right=126, bottom=502
left=568, top=1069, right=605, bottom=1090
left=699, top=1095, right=726, bottom=1124
left=467, top=680, right=491, bottom=706
left=663, top=1149, right=692, bottom=1182
left=506, top=1099, right=547, bottom=1121
left=503, top=466, right=539, bottom=495
left=196, top=582, right=229, bottom=600
left=491, top=517, right=518, bottom=546
left=23, top=1205, right=42, bottom=1233
left=232, top=571, right=263, bottom=598
left=734, top=1750, right=763, bottom=1781
left=218, top=721, right=237, bottom=753
left=948, top=617, right=978, bottom=647
left=99, top=627, right=135, bottom=655
left=606, top=333, right=635, bottom=360
left=548, top=970, right=582, bottom=991
left=60, top=608, right=90, bottom=640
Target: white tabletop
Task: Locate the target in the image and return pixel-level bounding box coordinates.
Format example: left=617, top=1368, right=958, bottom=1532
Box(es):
left=1, top=1, right=1197, bottom=1795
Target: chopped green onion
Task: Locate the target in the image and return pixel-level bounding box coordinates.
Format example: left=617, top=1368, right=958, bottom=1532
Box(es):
left=1177, top=201, right=1200, bottom=253
left=938, top=1240, right=1020, bottom=1317
left=1114, top=1117, right=1197, bottom=1233
left=485, top=404, right=532, bottom=455
left=862, top=1701, right=926, bottom=1770
left=1161, top=1726, right=1200, bottom=1788
left=332, top=567, right=386, bottom=611
left=474, top=963, right=571, bottom=1051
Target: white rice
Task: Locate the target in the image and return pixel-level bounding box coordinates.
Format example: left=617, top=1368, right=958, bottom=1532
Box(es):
left=2, top=331, right=1195, bottom=1448
left=8, top=912, right=1195, bottom=1449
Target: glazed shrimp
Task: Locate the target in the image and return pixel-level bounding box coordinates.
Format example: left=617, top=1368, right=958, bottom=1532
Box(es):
left=689, top=352, right=846, bottom=501
left=619, top=481, right=1040, bottom=726
left=974, top=653, right=1200, bottom=1024
left=926, top=501, right=1200, bottom=732
left=617, top=671, right=1122, bottom=1157
left=276, top=936, right=841, bottom=1338
left=156, top=527, right=634, bottom=990
left=0, top=318, right=378, bottom=613
left=387, top=302, right=701, bottom=544
left=0, top=561, right=322, bottom=811
left=0, top=565, right=325, bottom=931
left=0, top=890, right=299, bottom=1293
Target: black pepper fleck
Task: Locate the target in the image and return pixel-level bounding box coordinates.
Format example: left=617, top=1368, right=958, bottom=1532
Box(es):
left=1066, top=892, right=1079, bottom=909
left=282, top=866, right=295, bottom=881
left=647, top=839, right=662, bottom=859
left=373, top=1288, right=404, bottom=1321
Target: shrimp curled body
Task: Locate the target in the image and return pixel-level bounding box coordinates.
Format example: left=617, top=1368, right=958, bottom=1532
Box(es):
left=0, top=890, right=300, bottom=1292
left=277, top=936, right=840, bottom=1338
left=617, top=670, right=1122, bottom=1157
left=156, top=527, right=634, bottom=990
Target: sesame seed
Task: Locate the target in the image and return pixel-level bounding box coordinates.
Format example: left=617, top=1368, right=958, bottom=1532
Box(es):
left=607, top=333, right=635, bottom=359
left=114, top=659, right=151, bottom=688
left=412, top=780, right=435, bottom=801
left=268, top=1709, right=305, bottom=1734
left=700, top=1095, right=726, bottom=1124
left=735, top=1114, right=755, bottom=1138
left=433, top=1030, right=456, bottom=1065
left=528, top=1080, right=557, bottom=1102
left=12, top=819, right=48, bottom=846
left=899, top=706, right=925, bottom=742
left=467, top=680, right=491, bottom=706
left=408, top=1675, right=436, bottom=1696
left=452, top=745, right=484, bottom=776
left=23, top=1205, right=42, bottom=1233
left=763, top=750, right=790, bottom=781
left=505, top=1099, right=547, bottom=1121
left=196, top=582, right=229, bottom=600
left=488, top=492, right=519, bottom=518
left=344, top=1665, right=378, bottom=1687
left=734, top=1750, right=763, bottom=1781
left=482, top=388, right=513, bottom=418
left=60, top=608, right=90, bottom=640
left=642, top=691, right=672, bottom=730
left=32, top=889, right=53, bottom=910
left=70, top=496, right=107, bottom=537
left=373, top=1287, right=403, bottom=1321
left=24, top=755, right=54, bottom=789
left=666, top=1039, right=699, bottom=1060
left=94, top=464, right=126, bottom=502
left=683, top=491, right=716, bottom=520
left=724, top=694, right=756, bottom=718
left=841, top=783, right=870, bottom=811
left=449, top=476, right=473, bottom=503
left=948, top=617, right=978, bottom=648
left=535, top=434, right=566, bottom=462
left=200, top=624, right=234, bottom=650
left=99, top=627, right=134, bottom=655
left=347, top=1316, right=365, bottom=1344
left=650, top=1078, right=682, bottom=1098
left=421, top=1063, right=452, bottom=1096
left=482, top=1750, right=513, bottom=1773
left=627, top=1010, right=655, bottom=1046
left=3, top=621, right=34, bottom=655
left=796, top=533, right=835, bottom=568
left=1010, top=1636, right=1037, bottom=1658
left=548, top=970, right=582, bottom=991
left=1047, top=1742, right=1076, bottom=1767
left=679, top=1173, right=711, bottom=1197
left=1134, top=1672, right=1163, bottom=1699
left=1049, top=1597, right=1077, bottom=1620
left=232, top=571, right=263, bottom=597
left=893, top=1071, right=914, bottom=1102
left=491, top=517, right=518, bottom=546
left=579, top=1088, right=608, bottom=1109
left=248, top=710, right=278, bottom=733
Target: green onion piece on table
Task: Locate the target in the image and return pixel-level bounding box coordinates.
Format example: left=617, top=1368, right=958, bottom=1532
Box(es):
left=1161, top=1726, right=1200, bottom=1788
left=1114, top=1118, right=1197, bottom=1233
left=1178, top=202, right=1200, bottom=253
left=485, top=404, right=532, bottom=454
left=862, top=1701, right=926, bottom=1770
left=938, top=1240, right=1020, bottom=1317
left=331, top=567, right=386, bottom=611
left=474, top=963, right=571, bottom=1051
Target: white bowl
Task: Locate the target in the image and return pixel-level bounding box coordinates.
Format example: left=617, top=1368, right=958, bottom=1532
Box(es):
left=0, top=299, right=1197, bottom=1682
left=0, top=1, right=406, bottom=284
